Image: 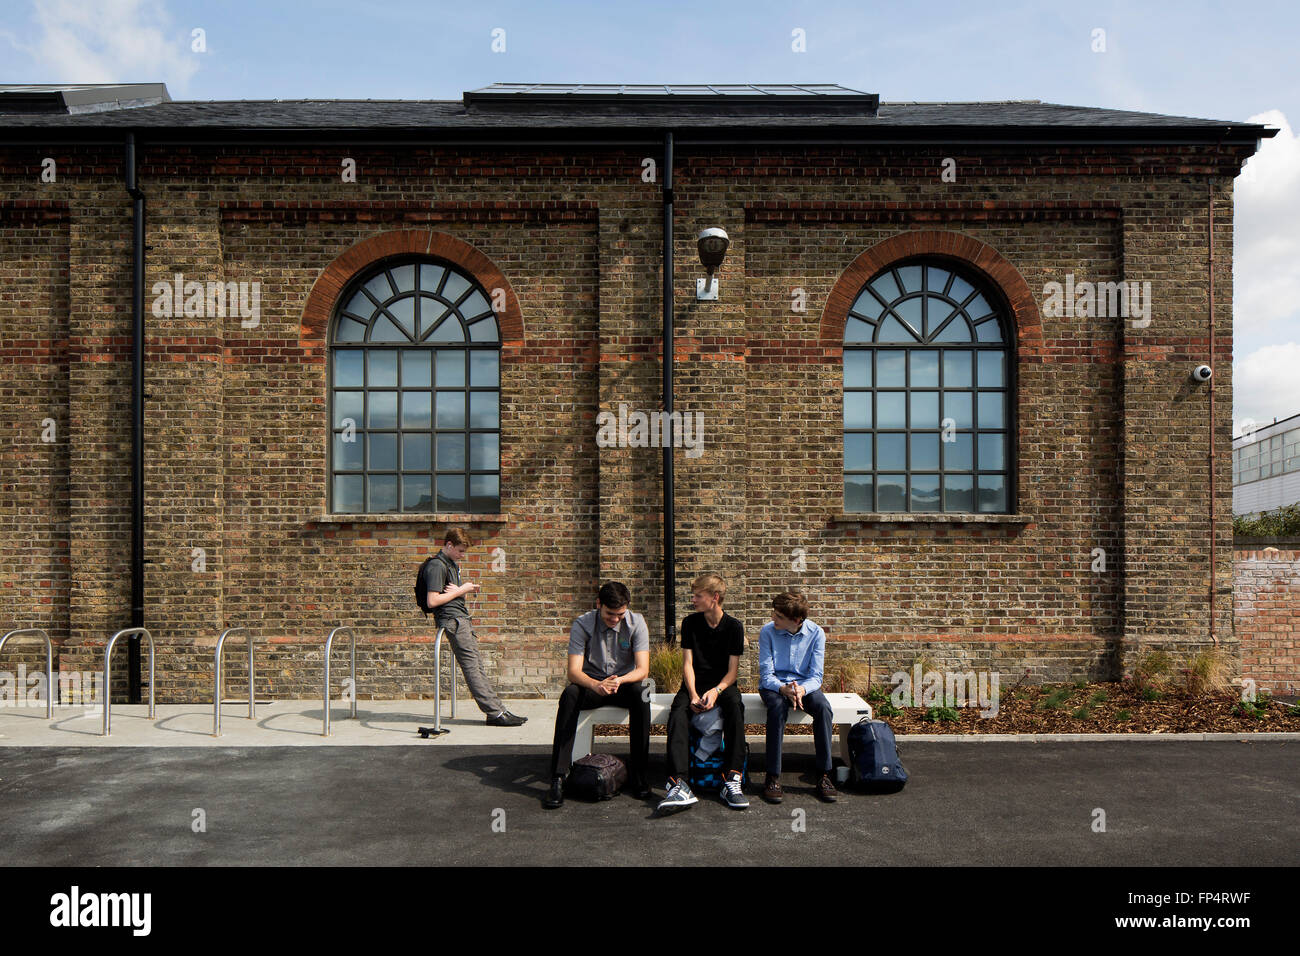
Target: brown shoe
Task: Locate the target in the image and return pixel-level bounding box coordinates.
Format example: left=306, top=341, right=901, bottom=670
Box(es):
left=763, top=774, right=784, bottom=804
left=817, top=773, right=839, bottom=803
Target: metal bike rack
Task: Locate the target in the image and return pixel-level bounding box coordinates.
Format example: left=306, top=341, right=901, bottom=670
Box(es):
left=432, top=625, right=458, bottom=733
left=103, top=627, right=156, bottom=736
left=322, top=626, right=357, bottom=737
left=213, top=627, right=256, bottom=737
left=0, top=628, right=55, bottom=718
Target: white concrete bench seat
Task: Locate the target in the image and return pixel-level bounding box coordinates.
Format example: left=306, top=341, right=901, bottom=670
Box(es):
left=573, top=691, right=873, bottom=766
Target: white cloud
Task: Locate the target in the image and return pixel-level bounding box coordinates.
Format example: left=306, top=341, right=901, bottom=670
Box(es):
left=1235, top=110, right=1300, bottom=332
left=7, top=0, right=199, bottom=93
left=1232, top=110, right=1300, bottom=429
left=1232, top=343, right=1300, bottom=437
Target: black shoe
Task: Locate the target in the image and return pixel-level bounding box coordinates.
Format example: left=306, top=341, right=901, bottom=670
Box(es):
left=817, top=773, right=839, bottom=803
left=543, top=776, right=565, bottom=809
left=486, top=710, right=526, bottom=727
left=629, top=779, right=652, bottom=800
left=763, top=774, right=784, bottom=804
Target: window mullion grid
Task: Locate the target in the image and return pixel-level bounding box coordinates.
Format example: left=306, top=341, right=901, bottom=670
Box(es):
left=845, top=265, right=1013, bottom=516
left=331, top=259, right=503, bottom=516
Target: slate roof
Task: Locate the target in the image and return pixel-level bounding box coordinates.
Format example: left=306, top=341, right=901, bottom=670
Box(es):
left=0, top=83, right=1274, bottom=143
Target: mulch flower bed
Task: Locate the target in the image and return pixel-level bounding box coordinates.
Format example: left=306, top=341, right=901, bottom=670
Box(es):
left=595, top=681, right=1300, bottom=736
left=880, top=681, right=1300, bottom=734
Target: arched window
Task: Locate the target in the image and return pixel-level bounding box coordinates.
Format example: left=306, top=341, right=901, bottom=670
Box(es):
left=329, top=257, right=500, bottom=514
left=843, top=259, right=1013, bottom=513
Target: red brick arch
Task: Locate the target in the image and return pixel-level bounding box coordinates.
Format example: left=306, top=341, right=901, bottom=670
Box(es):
left=301, top=229, right=524, bottom=348
left=819, top=230, right=1042, bottom=350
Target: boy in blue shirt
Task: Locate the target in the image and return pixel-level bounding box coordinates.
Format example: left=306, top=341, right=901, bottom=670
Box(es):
left=758, top=590, right=837, bottom=803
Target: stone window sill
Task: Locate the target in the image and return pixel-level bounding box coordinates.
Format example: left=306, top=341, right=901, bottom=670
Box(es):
left=831, top=513, right=1034, bottom=524
left=315, top=513, right=510, bottom=524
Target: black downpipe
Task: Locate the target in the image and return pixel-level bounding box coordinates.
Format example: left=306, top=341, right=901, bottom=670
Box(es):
left=662, top=132, right=675, bottom=644
left=125, top=134, right=145, bottom=703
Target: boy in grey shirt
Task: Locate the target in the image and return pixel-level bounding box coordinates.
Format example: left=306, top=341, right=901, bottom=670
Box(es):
left=543, top=581, right=651, bottom=808
left=420, top=527, right=526, bottom=727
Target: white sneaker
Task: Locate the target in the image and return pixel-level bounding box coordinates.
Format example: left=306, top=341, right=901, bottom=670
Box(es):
left=656, top=778, right=698, bottom=813
left=720, top=772, right=749, bottom=809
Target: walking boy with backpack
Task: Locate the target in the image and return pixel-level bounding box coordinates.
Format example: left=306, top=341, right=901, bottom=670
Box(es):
left=416, top=527, right=527, bottom=727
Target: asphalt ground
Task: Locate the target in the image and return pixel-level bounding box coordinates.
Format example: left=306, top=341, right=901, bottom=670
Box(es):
left=2, top=739, right=1296, bottom=866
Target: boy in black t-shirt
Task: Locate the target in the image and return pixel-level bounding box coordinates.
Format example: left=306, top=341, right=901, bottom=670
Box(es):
left=657, top=573, right=748, bottom=812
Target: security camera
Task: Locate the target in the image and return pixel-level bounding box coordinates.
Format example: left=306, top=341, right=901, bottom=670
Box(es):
left=1192, top=365, right=1213, bottom=382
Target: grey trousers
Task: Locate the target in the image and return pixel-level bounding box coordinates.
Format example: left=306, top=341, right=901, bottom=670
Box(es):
left=439, top=615, right=505, bottom=715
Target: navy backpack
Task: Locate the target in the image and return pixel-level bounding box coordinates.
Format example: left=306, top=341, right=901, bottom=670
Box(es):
left=848, top=715, right=909, bottom=793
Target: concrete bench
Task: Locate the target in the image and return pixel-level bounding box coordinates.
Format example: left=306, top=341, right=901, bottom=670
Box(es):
left=573, top=691, right=873, bottom=767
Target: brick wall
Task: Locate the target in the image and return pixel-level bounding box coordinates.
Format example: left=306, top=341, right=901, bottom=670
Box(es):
left=1234, top=545, right=1300, bottom=696
left=0, top=204, right=70, bottom=697
left=0, top=139, right=1252, bottom=702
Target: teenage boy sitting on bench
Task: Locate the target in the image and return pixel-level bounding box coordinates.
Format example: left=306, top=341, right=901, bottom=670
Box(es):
left=759, top=590, right=837, bottom=804
left=543, top=581, right=651, bottom=809
left=657, top=573, right=748, bottom=813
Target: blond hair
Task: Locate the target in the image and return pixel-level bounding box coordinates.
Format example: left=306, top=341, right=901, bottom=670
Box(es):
left=692, top=573, right=726, bottom=603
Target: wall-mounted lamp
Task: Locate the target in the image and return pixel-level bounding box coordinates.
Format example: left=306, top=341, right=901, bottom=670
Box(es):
left=696, top=227, right=730, bottom=300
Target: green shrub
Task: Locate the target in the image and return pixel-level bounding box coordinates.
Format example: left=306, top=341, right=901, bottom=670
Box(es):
left=1232, top=699, right=1268, bottom=720
left=1071, top=705, right=1091, bottom=719
left=1233, top=502, right=1300, bottom=537
left=1114, top=709, right=1131, bottom=722
left=875, top=700, right=902, bottom=718
left=924, top=706, right=959, bottom=723
left=1038, top=688, right=1071, bottom=710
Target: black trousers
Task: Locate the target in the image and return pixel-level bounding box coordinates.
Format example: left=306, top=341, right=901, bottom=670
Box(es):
left=665, top=684, right=745, bottom=778
left=550, top=680, right=650, bottom=782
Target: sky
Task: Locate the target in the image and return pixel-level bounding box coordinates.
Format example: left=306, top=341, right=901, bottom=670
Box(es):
left=3, top=0, right=1299, bottom=435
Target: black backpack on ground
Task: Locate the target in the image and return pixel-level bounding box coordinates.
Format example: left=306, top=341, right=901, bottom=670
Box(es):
left=566, top=753, right=628, bottom=801
left=848, top=715, right=909, bottom=793
left=414, top=556, right=437, bottom=616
